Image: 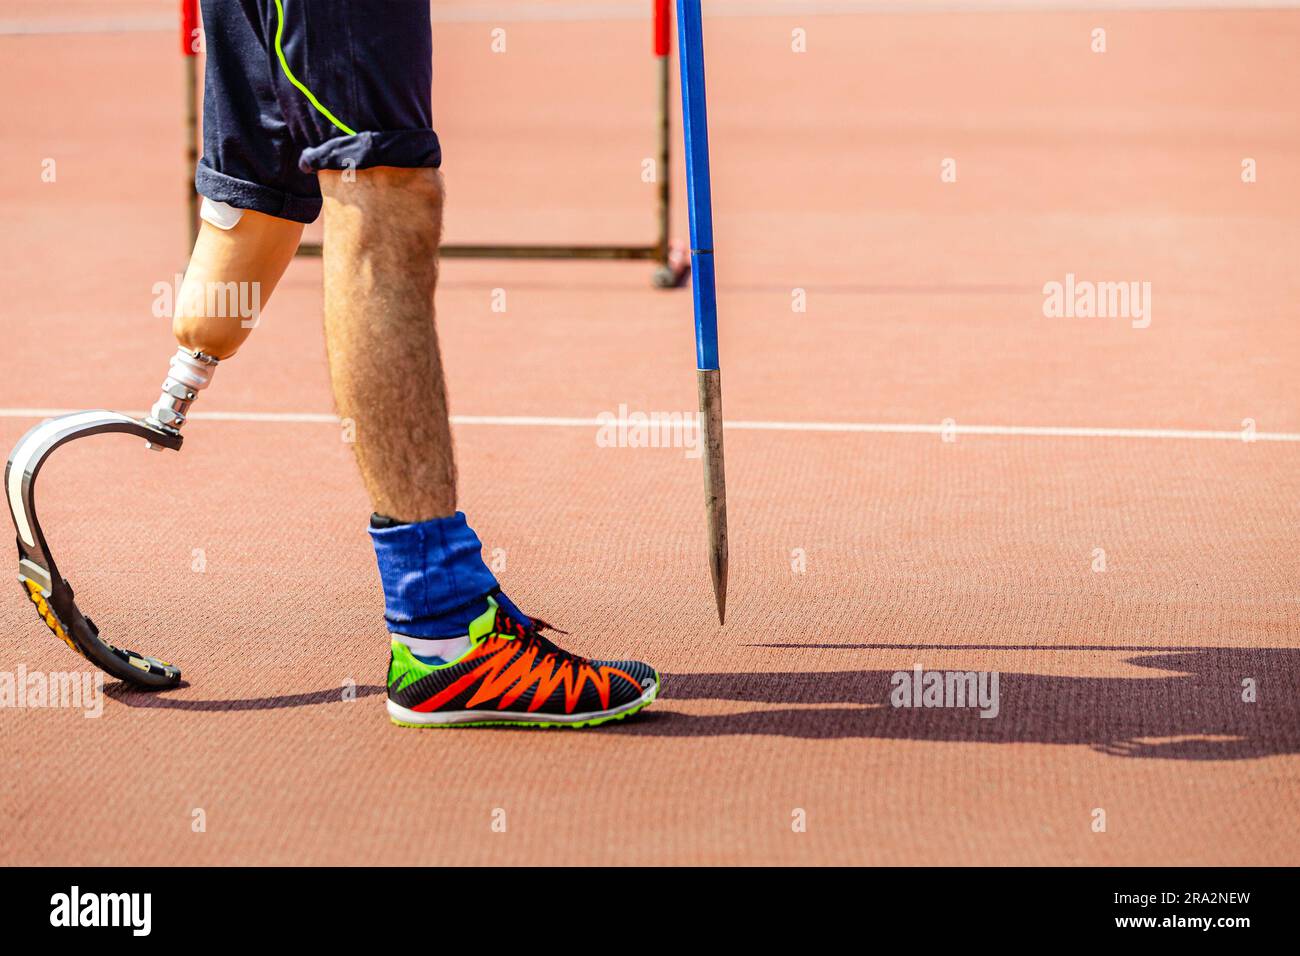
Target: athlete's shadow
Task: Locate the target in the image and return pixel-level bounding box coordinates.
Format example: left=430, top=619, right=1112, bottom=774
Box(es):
left=101, top=645, right=1298, bottom=759
left=627, top=646, right=1299, bottom=760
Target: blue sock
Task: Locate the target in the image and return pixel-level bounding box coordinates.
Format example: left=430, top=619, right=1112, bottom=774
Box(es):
left=369, top=512, right=531, bottom=638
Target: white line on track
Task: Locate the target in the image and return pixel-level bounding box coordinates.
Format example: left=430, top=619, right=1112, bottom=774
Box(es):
left=0, top=408, right=1295, bottom=443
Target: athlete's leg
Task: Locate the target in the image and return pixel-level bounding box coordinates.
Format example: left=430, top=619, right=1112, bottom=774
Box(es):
left=263, top=0, right=660, bottom=724
left=269, top=1, right=489, bottom=644
left=171, top=211, right=303, bottom=360
left=318, top=166, right=454, bottom=521
left=147, top=0, right=324, bottom=427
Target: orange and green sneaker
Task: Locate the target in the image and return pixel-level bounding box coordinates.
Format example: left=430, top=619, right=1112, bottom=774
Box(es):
left=386, top=597, right=661, bottom=728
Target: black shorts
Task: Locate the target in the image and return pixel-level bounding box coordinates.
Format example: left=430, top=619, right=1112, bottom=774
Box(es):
left=196, top=0, right=441, bottom=224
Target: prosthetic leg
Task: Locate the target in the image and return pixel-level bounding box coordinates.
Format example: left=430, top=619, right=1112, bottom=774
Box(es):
left=5, top=348, right=218, bottom=689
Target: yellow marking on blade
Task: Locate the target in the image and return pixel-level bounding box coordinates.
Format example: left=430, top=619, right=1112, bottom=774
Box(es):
left=24, top=583, right=82, bottom=656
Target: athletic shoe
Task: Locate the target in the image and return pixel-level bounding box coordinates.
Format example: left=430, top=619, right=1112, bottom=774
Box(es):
left=386, top=596, right=661, bottom=728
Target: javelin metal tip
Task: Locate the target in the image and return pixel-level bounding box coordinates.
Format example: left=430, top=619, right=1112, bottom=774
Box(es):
left=697, top=368, right=728, bottom=625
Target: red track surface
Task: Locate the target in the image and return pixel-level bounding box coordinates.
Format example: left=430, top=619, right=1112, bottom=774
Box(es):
left=1, top=2, right=1297, bottom=865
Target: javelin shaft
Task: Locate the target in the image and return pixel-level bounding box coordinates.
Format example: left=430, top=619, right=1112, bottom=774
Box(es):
left=676, top=0, right=728, bottom=623
left=675, top=0, right=718, bottom=369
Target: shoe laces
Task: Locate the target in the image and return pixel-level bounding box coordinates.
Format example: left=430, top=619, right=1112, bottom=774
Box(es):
left=491, top=603, right=584, bottom=664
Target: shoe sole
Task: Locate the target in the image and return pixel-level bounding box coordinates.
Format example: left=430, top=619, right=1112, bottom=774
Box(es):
left=387, top=675, right=661, bottom=729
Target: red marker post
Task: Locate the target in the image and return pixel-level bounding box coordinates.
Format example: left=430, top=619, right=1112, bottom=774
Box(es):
left=655, top=0, right=671, bottom=56
left=181, top=0, right=200, bottom=55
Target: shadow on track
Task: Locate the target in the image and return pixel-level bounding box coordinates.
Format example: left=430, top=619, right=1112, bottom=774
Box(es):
left=619, top=646, right=1299, bottom=760
left=101, top=645, right=1297, bottom=759
left=106, top=683, right=386, bottom=711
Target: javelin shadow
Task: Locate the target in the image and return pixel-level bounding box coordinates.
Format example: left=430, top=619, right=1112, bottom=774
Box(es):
left=622, top=646, right=1299, bottom=760
left=105, top=682, right=386, bottom=711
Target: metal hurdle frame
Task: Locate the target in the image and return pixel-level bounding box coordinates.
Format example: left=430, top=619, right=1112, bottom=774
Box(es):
left=181, top=0, right=689, bottom=288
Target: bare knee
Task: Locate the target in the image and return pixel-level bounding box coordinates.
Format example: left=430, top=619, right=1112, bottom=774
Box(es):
left=320, top=167, right=443, bottom=212
left=320, top=167, right=443, bottom=255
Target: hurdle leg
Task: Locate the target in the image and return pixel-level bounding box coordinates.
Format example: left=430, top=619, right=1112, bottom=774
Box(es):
left=183, top=0, right=201, bottom=253
left=652, top=0, right=690, bottom=289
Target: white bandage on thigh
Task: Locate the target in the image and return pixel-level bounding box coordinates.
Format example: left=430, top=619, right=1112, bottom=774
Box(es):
left=147, top=347, right=220, bottom=433
left=200, top=197, right=244, bottom=230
